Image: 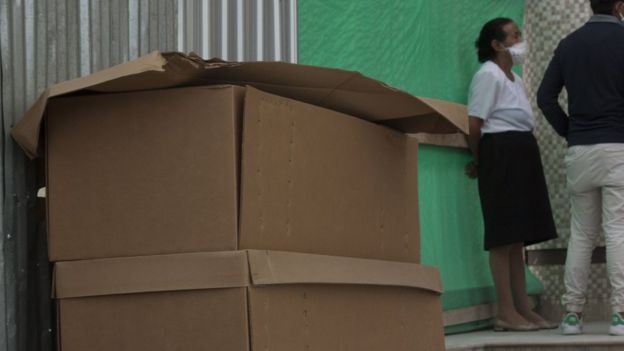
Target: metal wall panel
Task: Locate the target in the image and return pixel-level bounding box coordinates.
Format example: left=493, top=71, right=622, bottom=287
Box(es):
left=177, top=0, right=297, bottom=62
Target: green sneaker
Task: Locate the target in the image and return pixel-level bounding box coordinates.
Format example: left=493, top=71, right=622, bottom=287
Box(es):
left=610, top=312, right=624, bottom=336
left=560, top=312, right=583, bottom=335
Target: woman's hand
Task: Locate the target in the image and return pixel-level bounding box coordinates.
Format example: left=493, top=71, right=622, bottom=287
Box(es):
left=465, top=117, right=483, bottom=179
left=465, top=160, right=478, bottom=179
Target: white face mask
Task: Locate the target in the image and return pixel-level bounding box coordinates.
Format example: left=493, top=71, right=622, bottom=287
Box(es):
left=507, top=41, right=528, bottom=65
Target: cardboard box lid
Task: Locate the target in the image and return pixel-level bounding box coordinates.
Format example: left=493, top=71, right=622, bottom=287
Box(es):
left=55, top=250, right=443, bottom=299
left=12, top=51, right=467, bottom=159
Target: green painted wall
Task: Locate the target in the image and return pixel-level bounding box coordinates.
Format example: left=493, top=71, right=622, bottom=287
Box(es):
left=299, top=1, right=524, bottom=103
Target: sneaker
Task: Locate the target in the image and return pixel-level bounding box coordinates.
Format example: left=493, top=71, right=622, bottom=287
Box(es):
left=561, top=312, right=583, bottom=335
left=609, top=312, right=624, bottom=336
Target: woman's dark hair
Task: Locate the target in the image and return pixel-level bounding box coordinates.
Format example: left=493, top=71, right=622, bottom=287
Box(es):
left=590, top=0, right=619, bottom=15
left=475, top=18, right=513, bottom=63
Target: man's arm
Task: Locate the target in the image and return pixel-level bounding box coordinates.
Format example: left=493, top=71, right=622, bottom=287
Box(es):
left=537, top=48, right=569, bottom=138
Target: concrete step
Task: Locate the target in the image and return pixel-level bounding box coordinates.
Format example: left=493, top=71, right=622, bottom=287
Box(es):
left=445, top=322, right=624, bottom=351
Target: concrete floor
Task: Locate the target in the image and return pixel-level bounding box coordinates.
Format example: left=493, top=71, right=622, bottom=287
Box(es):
left=445, top=322, right=624, bottom=351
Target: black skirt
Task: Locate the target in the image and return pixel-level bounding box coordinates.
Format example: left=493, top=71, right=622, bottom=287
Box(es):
left=478, top=131, right=557, bottom=250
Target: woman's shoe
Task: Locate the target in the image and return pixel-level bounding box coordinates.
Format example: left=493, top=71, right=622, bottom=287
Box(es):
left=536, top=319, right=559, bottom=330
left=493, top=319, right=539, bottom=332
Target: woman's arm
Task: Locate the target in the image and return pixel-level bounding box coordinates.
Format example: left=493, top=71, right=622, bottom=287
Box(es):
left=465, top=116, right=483, bottom=178
left=467, top=117, right=483, bottom=160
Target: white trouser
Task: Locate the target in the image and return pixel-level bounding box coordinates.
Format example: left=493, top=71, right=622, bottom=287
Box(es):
left=562, top=143, right=624, bottom=314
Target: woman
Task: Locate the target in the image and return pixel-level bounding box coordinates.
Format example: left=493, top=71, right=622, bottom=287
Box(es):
left=466, top=18, right=558, bottom=331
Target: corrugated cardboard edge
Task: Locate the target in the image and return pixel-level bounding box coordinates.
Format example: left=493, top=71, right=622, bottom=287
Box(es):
left=419, top=97, right=468, bottom=135
left=405, top=138, right=420, bottom=263
left=410, top=133, right=469, bottom=149
left=247, top=250, right=443, bottom=294
left=54, top=250, right=443, bottom=299
left=378, top=97, right=468, bottom=135
left=54, top=251, right=250, bottom=298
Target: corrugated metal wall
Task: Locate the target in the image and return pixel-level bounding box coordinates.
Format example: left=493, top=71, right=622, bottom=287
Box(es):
left=177, top=0, right=297, bottom=62
left=0, top=1, right=297, bottom=351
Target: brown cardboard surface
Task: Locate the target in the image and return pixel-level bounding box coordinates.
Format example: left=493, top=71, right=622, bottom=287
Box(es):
left=381, top=96, right=469, bottom=133
left=202, top=61, right=467, bottom=134
left=59, top=289, right=249, bottom=351
left=54, top=250, right=442, bottom=298
left=12, top=51, right=467, bottom=159
left=55, top=251, right=249, bottom=298
left=240, top=87, right=420, bottom=262
left=410, top=133, right=469, bottom=149
left=247, top=250, right=442, bottom=292
left=55, top=250, right=444, bottom=351
left=44, top=83, right=421, bottom=262
left=248, top=285, right=445, bottom=351
left=46, top=86, right=242, bottom=261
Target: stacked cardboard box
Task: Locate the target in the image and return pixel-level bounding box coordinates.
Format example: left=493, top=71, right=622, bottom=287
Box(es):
left=12, top=52, right=467, bottom=351
left=54, top=250, right=444, bottom=351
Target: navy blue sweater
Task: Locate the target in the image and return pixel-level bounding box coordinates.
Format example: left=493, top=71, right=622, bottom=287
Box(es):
left=537, top=15, right=624, bottom=146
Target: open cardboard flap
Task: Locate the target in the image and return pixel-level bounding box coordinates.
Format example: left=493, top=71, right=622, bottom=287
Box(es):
left=12, top=51, right=467, bottom=159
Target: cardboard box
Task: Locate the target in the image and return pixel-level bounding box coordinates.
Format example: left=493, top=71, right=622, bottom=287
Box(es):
left=240, top=87, right=420, bottom=262
left=12, top=52, right=466, bottom=262
left=41, top=84, right=419, bottom=262
left=46, top=86, right=243, bottom=260
left=54, top=250, right=445, bottom=351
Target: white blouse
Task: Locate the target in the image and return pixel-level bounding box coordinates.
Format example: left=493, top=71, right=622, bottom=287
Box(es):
left=468, top=61, right=535, bottom=134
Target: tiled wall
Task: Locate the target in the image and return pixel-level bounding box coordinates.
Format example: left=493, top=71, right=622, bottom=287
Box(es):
left=524, top=0, right=610, bottom=321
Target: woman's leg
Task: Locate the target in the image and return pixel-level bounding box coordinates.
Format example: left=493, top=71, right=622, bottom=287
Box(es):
left=509, top=242, right=551, bottom=324
left=490, top=244, right=531, bottom=325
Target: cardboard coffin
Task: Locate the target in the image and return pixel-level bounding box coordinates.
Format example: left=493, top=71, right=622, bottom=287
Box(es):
left=13, top=52, right=467, bottom=262
left=54, top=250, right=445, bottom=351
left=42, top=84, right=421, bottom=262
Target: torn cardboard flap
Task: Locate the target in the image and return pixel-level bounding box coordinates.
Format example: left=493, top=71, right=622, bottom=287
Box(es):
left=11, top=51, right=467, bottom=159
left=54, top=250, right=443, bottom=299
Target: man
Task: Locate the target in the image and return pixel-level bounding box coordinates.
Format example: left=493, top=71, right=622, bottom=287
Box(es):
left=537, top=0, right=624, bottom=336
